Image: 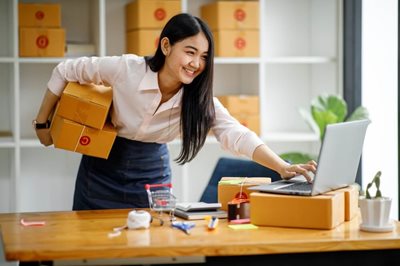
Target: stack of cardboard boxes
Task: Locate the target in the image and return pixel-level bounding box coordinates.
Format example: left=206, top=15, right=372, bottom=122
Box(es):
left=217, top=95, right=260, bottom=135
left=201, top=0, right=259, bottom=57
left=125, top=0, right=181, bottom=56
left=19, top=3, right=65, bottom=57
left=50, top=83, right=117, bottom=159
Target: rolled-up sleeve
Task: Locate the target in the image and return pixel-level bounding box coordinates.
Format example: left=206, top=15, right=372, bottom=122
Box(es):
left=211, top=97, right=264, bottom=158
left=47, top=56, right=124, bottom=96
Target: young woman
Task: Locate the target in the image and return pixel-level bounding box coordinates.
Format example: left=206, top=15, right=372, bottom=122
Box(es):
left=34, top=13, right=316, bottom=210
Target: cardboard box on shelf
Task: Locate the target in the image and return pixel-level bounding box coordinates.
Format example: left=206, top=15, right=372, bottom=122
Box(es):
left=213, top=30, right=259, bottom=57
left=50, top=115, right=117, bottom=159
left=250, top=191, right=345, bottom=229
left=231, top=113, right=260, bottom=135
left=218, top=177, right=271, bottom=211
left=19, top=3, right=61, bottom=28
left=57, top=82, right=113, bottom=130
left=125, top=0, right=181, bottom=31
left=217, top=95, right=259, bottom=115
left=126, top=29, right=161, bottom=56
left=19, top=27, right=65, bottom=57
left=201, top=1, right=259, bottom=30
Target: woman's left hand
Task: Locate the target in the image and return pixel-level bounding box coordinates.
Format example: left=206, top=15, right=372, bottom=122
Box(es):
left=280, top=160, right=317, bottom=183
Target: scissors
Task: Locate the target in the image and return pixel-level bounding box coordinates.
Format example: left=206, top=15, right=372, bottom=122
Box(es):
left=171, top=221, right=195, bottom=235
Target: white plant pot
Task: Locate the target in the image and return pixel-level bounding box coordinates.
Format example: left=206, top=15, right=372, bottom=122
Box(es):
left=359, top=196, right=394, bottom=232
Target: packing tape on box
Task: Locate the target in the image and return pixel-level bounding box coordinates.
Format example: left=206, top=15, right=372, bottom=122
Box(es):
left=227, top=199, right=250, bottom=221
left=74, top=126, right=86, bottom=151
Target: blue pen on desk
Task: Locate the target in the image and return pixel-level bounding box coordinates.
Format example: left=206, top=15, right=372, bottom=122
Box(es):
left=171, top=221, right=195, bottom=235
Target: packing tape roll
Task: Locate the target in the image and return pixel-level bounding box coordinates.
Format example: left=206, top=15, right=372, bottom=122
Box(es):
left=227, top=200, right=250, bottom=221
left=127, top=210, right=151, bottom=229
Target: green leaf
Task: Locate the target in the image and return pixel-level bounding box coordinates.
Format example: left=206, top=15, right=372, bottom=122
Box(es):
left=280, top=152, right=316, bottom=164
left=346, top=106, right=370, bottom=121
left=298, top=107, right=320, bottom=135
left=310, top=95, right=348, bottom=140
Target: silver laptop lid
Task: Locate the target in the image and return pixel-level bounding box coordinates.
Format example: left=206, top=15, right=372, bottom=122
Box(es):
left=311, top=119, right=370, bottom=195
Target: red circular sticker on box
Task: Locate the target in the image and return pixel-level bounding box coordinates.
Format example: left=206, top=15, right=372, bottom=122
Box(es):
left=234, top=9, right=246, bottom=21
left=80, top=136, right=91, bottom=146
left=234, top=192, right=248, bottom=200
left=234, top=37, right=246, bottom=50
left=154, top=8, right=166, bottom=21
left=36, top=35, right=49, bottom=49
left=35, top=10, right=45, bottom=20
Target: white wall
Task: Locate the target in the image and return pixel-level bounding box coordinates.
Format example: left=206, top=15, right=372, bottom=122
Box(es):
left=362, top=0, right=398, bottom=219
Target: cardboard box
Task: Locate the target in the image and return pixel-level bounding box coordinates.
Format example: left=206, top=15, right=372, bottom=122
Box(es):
left=250, top=191, right=345, bottom=229
left=217, top=95, right=259, bottom=115
left=19, top=27, right=65, bottom=57
left=201, top=1, right=259, bottom=30
left=326, top=185, right=360, bottom=221
left=125, top=0, right=181, bottom=31
left=57, top=82, right=113, bottom=130
left=218, top=177, right=271, bottom=211
left=126, top=29, right=161, bottom=56
left=50, top=115, right=117, bottom=159
left=232, top=114, right=260, bottom=135
left=19, top=3, right=61, bottom=28
left=213, top=30, right=259, bottom=57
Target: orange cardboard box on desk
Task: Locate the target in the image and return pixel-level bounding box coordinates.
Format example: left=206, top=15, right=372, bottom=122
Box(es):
left=50, top=82, right=117, bottom=159
left=250, top=184, right=360, bottom=230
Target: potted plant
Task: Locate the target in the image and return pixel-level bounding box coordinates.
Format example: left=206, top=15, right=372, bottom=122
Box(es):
left=280, top=94, right=369, bottom=164
left=359, top=171, right=394, bottom=232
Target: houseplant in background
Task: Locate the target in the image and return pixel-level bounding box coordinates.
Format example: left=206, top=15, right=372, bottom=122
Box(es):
left=280, top=94, right=369, bottom=164
left=359, top=171, right=394, bottom=232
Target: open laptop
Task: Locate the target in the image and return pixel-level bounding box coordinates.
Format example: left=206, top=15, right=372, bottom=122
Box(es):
left=249, top=119, right=371, bottom=196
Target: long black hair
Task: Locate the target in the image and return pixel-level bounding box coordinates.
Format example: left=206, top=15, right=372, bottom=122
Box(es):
left=145, top=13, right=215, bottom=164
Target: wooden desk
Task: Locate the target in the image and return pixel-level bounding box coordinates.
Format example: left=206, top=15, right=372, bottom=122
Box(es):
left=1, top=209, right=400, bottom=265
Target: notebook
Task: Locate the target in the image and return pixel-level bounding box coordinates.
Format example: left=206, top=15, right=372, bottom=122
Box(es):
left=249, top=119, right=371, bottom=196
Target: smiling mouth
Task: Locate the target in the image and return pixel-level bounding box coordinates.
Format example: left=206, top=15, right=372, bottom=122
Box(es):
left=183, top=67, right=196, bottom=75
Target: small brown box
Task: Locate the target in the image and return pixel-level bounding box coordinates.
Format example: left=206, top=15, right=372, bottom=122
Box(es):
left=213, top=30, right=259, bottom=57
left=126, top=29, right=161, bottom=56
left=19, top=3, right=61, bottom=28
left=218, top=177, right=271, bottom=211
left=19, top=27, right=65, bottom=57
left=217, top=95, right=259, bottom=115
left=57, top=82, right=113, bottom=130
left=201, top=1, right=259, bottom=30
left=231, top=114, right=260, bottom=135
left=125, top=0, right=181, bottom=31
left=50, top=115, right=117, bottom=159
left=250, top=191, right=345, bottom=229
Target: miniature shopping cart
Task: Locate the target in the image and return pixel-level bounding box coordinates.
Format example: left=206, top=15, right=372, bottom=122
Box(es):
left=145, top=183, right=176, bottom=224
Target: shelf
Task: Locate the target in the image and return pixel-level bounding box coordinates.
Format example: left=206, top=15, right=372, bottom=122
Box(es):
left=18, top=57, right=73, bottom=64
left=0, top=57, right=14, bottom=63
left=214, top=57, right=261, bottom=64
left=262, top=132, right=319, bottom=142
left=20, top=139, right=42, bottom=148
left=0, top=137, right=14, bottom=148
left=264, top=56, right=336, bottom=64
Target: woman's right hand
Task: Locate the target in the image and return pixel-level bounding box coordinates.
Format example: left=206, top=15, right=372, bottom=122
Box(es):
left=35, top=128, right=53, bottom=146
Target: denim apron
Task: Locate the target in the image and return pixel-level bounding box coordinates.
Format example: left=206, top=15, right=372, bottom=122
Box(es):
left=72, top=137, right=171, bottom=210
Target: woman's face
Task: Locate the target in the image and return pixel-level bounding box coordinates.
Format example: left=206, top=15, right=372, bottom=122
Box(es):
left=162, top=32, right=209, bottom=85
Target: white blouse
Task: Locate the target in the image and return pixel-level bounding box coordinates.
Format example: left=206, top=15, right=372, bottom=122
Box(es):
left=47, top=54, right=264, bottom=159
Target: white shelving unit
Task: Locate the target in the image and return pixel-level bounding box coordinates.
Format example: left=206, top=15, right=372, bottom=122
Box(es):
left=0, top=0, right=342, bottom=213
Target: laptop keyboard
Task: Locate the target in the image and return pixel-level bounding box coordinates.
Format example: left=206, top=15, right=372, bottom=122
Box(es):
left=278, top=182, right=312, bottom=191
